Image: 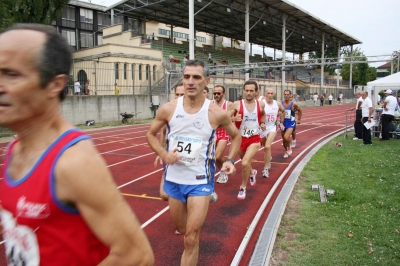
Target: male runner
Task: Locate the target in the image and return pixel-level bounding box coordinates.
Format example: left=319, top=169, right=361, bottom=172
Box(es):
left=154, top=82, right=185, bottom=201
left=230, top=80, right=265, bottom=200
left=146, top=59, right=240, bottom=265
left=0, top=23, right=154, bottom=265
left=281, top=90, right=302, bottom=158
left=213, top=85, right=232, bottom=184
left=260, top=88, right=285, bottom=178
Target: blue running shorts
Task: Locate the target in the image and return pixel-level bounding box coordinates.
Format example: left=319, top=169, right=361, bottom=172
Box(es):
left=164, top=178, right=215, bottom=203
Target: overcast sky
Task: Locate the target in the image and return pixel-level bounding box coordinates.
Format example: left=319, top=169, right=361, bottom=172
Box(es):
left=89, top=0, right=400, bottom=58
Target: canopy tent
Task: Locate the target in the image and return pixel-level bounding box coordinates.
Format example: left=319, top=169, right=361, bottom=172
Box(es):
left=367, top=72, right=400, bottom=105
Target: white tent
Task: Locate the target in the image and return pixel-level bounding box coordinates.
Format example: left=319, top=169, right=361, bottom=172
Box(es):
left=367, top=72, right=400, bottom=105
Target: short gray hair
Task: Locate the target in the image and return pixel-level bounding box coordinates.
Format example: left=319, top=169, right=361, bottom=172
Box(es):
left=183, top=59, right=209, bottom=77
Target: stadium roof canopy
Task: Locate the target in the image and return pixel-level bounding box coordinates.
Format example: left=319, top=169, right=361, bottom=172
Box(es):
left=105, top=0, right=361, bottom=54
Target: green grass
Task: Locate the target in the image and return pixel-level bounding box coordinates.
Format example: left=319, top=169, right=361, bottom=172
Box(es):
left=274, top=136, right=400, bottom=265
left=0, top=119, right=154, bottom=138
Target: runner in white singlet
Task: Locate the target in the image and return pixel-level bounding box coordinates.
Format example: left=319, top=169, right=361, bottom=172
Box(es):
left=259, top=88, right=285, bottom=178
left=230, top=81, right=265, bottom=200
left=146, top=59, right=241, bottom=266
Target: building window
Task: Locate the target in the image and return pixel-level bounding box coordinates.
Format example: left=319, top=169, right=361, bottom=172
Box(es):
left=124, top=63, right=127, bottom=80
left=138, top=64, right=142, bottom=80
left=80, top=8, right=93, bottom=30
left=61, top=6, right=75, bottom=28
left=132, top=64, right=135, bottom=80
left=146, top=65, right=150, bottom=80
left=61, top=29, right=76, bottom=48
left=97, top=12, right=111, bottom=30
left=80, top=32, right=93, bottom=48
left=115, top=63, right=119, bottom=79
left=153, top=65, right=156, bottom=81
left=97, top=33, right=103, bottom=45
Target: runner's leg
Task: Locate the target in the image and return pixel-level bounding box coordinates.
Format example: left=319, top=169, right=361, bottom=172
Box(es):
left=181, top=196, right=210, bottom=266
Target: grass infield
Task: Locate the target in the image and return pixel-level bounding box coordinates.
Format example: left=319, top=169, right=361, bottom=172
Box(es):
left=271, top=136, right=400, bottom=265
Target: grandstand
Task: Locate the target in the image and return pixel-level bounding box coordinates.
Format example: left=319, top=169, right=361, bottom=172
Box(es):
left=56, top=0, right=364, bottom=124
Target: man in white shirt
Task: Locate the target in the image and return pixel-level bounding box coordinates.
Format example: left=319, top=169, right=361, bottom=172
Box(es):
left=312, top=93, right=318, bottom=106
left=74, top=80, right=81, bottom=95
left=353, top=91, right=363, bottom=140
left=328, top=94, right=333, bottom=105
left=381, top=89, right=398, bottom=140
left=361, top=91, right=373, bottom=145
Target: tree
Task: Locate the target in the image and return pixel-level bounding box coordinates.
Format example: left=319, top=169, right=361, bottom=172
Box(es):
left=366, top=67, right=377, bottom=82
left=0, top=0, right=69, bottom=32
left=340, top=47, right=375, bottom=86
left=308, top=46, right=339, bottom=75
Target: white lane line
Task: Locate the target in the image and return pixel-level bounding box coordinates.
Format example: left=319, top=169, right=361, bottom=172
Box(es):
left=140, top=206, right=170, bottom=229
left=230, top=127, right=347, bottom=266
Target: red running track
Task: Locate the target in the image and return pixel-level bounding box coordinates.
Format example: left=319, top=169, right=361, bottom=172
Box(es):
left=0, top=104, right=354, bottom=265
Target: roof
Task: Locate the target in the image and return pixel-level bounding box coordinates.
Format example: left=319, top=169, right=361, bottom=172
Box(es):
left=367, top=71, right=400, bottom=87
left=376, top=62, right=391, bottom=69
left=69, top=0, right=106, bottom=11
left=104, top=0, right=361, bottom=54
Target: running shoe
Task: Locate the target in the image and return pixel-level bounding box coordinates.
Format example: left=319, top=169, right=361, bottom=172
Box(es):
left=262, top=168, right=269, bottom=178
left=237, top=187, right=246, bottom=200
left=291, top=139, right=296, bottom=148
left=249, top=169, right=257, bottom=186
left=283, top=152, right=289, bottom=158
left=217, top=172, right=228, bottom=183
left=287, top=148, right=292, bottom=156
left=210, top=191, right=218, bottom=203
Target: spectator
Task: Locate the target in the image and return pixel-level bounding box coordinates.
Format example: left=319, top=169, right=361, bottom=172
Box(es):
left=328, top=93, right=333, bottom=105
left=169, top=52, right=174, bottom=62
left=353, top=91, right=363, bottom=140
left=380, top=89, right=397, bottom=140
left=320, top=94, right=325, bottom=106
left=361, top=91, right=373, bottom=145
left=85, top=79, right=90, bottom=95
left=152, top=32, right=154, bottom=40
left=208, top=52, right=212, bottom=63
left=312, top=93, right=318, bottom=106
left=74, top=80, right=81, bottom=95
left=338, top=91, right=343, bottom=105
left=173, top=37, right=176, bottom=44
left=115, top=83, right=120, bottom=95
left=183, top=55, right=188, bottom=64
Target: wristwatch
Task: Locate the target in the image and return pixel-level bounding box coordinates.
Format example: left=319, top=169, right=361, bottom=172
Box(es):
left=225, top=158, right=235, bottom=164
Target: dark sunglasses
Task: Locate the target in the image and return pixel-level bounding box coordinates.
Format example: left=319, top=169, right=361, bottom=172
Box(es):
left=213, top=92, right=222, bottom=95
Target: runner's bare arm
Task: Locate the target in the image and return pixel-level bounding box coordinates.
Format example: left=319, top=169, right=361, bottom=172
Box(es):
left=294, top=103, right=302, bottom=124
left=277, top=102, right=286, bottom=130
left=259, top=100, right=266, bottom=123
left=229, top=101, right=241, bottom=122
left=55, top=141, right=154, bottom=266
left=146, top=102, right=180, bottom=164
left=154, top=125, right=167, bottom=167
left=210, top=105, right=241, bottom=175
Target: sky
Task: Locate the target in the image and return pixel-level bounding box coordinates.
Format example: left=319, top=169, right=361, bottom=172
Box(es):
left=89, top=0, right=400, bottom=61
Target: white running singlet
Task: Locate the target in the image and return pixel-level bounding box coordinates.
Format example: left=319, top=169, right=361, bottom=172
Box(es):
left=166, top=97, right=216, bottom=185
left=238, top=100, right=260, bottom=138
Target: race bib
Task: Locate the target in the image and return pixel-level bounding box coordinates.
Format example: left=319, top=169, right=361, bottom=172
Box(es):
left=284, top=110, right=291, bottom=119
left=1, top=209, right=40, bottom=266
left=169, top=135, right=202, bottom=166
left=241, top=126, right=258, bottom=138
left=266, top=114, right=276, bottom=123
